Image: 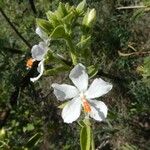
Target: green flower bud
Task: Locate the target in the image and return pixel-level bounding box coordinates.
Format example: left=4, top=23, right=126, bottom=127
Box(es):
left=87, top=9, right=96, bottom=26
left=82, top=9, right=96, bottom=27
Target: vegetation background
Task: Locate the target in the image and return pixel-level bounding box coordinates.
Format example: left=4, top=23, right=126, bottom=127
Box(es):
left=0, top=0, right=150, bottom=149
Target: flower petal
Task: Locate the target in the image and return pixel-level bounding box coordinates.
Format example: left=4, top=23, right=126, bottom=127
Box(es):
left=51, top=83, right=79, bottom=101
left=85, top=78, right=112, bottom=99
left=62, top=97, right=82, bottom=123
left=31, top=42, right=48, bottom=61
left=30, top=60, right=44, bottom=82
left=89, top=99, right=108, bottom=121
left=69, top=63, right=88, bottom=92
left=36, top=27, right=48, bottom=41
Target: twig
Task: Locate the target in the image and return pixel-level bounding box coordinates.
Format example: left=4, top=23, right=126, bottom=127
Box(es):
left=0, top=8, right=31, bottom=49
left=117, top=5, right=147, bottom=10
left=118, top=50, right=150, bottom=57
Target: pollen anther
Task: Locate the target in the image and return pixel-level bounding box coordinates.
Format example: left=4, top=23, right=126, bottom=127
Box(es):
left=26, top=58, right=34, bottom=68
left=81, top=95, right=91, bottom=113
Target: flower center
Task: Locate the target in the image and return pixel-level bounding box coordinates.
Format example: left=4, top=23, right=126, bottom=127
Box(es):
left=80, top=93, right=91, bottom=113
left=26, top=58, right=34, bottom=68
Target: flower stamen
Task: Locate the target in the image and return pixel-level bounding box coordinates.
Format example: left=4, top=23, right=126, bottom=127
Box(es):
left=81, top=95, right=91, bottom=113
left=26, top=58, right=34, bottom=68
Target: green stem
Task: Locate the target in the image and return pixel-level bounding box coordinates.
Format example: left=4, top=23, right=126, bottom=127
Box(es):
left=66, top=38, right=78, bottom=65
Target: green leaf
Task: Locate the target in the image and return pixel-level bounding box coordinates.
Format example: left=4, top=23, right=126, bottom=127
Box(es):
left=26, top=133, right=41, bottom=148
left=62, top=12, right=74, bottom=24
left=76, top=0, right=86, bottom=14
left=45, top=65, right=70, bottom=75
left=77, top=36, right=91, bottom=49
left=58, top=101, right=68, bottom=109
left=80, top=122, right=91, bottom=150
left=56, top=2, right=68, bottom=19
left=87, top=65, right=98, bottom=78
left=0, top=128, right=5, bottom=139
left=26, top=123, right=35, bottom=131
left=65, top=3, right=74, bottom=13
left=36, top=18, right=53, bottom=33
left=46, top=11, right=60, bottom=27
left=0, top=0, right=4, bottom=7
left=50, top=25, right=67, bottom=39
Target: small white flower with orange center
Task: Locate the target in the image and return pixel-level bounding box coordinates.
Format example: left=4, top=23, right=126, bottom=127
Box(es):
left=26, top=27, right=50, bottom=82
left=52, top=64, right=113, bottom=123
left=30, top=41, right=49, bottom=82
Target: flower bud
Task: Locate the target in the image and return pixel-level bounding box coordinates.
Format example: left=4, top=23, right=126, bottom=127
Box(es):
left=82, top=9, right=96, bottom=27
left=87, top=9, right=96, bottom=26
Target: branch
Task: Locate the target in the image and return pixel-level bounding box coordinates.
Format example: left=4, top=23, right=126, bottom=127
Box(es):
left=0, top=8, right=31, bottom=49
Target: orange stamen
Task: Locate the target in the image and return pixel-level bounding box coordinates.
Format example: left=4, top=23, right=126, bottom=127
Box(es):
left=26, top=58, right=34, bottom=68
left=81, top=96, right=91, bottom=113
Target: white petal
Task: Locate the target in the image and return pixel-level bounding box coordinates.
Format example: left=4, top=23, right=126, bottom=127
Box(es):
left=85, top=78, right=112, bottom=99
left=30, top=60, right=44, bottom=82
left=51, top=83, right=79, bottom=101
left=36, top=27, right=49, bottom=41
left=31, top=42, right=48, bottom=61
left=69, top=63, right=88, bottom=92
left=62, top=97, right=82, bottom=123
left=89, top=100, right=108, bottom=121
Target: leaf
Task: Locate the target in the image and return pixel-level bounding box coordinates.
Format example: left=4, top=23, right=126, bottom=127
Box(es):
left=65, top=3, right=75, bottom=14
left=26, top=123, right=35, bottom=131
left=87, top=65, right=98, bottom=78
left=76, top=0, right=86, bottom=14
left=58, top=101, right=68, bottom=109
left=46, top=11, right=60, bottom=27
left=56, top=2, right=67, bottom=19
left=36, top=18, right=53, bottom=33
left=62, top=12, right=74, bottom=24
left=80, top=122, right=91, bottom=150
left=45, top=65, right=70, bottom=75
left=77, top=36, right=91, bottom=49
left=26, top=133, right=41, bottom=148
left=50, top=25, right=67, bottom=39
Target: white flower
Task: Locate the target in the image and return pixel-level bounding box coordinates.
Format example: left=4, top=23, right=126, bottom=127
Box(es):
left=30, top=59, right=45, bottom=82
left=31, top=41, right=48, bottom=61
left=36, top=27, right=50, bottom=45
left=52, top=63, right=113, bottom=123
left=30, top=41, right=49, bottom=82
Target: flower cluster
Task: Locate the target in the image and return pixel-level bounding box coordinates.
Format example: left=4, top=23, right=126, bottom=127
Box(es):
left=52, top=64, right=112, bottom=123
left=26, top=27, right=50, bottom=82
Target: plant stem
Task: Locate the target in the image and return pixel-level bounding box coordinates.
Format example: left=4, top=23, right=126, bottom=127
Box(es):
left=66, top=38, right=78, bottom=65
